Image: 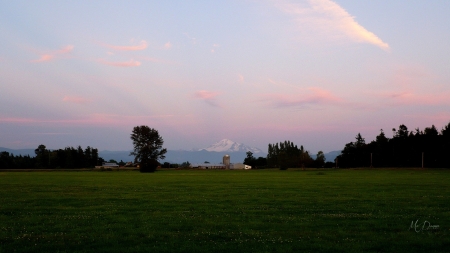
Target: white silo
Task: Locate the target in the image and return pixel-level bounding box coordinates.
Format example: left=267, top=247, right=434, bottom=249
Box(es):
left=223, top=154, right=230, bottom=169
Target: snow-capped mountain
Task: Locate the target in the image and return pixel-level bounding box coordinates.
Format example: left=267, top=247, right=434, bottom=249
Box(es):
left=199, top=139, right=264, bottom=153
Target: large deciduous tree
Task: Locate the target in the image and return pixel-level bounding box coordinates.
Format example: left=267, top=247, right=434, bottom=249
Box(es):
left=130, top=126, right=167, bottom=172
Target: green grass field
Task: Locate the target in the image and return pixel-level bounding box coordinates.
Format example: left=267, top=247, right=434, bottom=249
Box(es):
left=1, top=169, right=449, bottom=252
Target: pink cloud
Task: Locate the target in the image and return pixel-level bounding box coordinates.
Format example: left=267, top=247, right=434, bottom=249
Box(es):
left=261, top=87, right=344, bottom=108
left=62, top=96, right=91, bottom=104
left=31, top=45, right=74, bottom=63
left=164, top=41, right=172, bottom=49
left=183, top=33, right=197, bottom=44
left=389, top=64, right=434, bottom=90
left=374, top=64, right=450, bottom=106
left=57, top=45, right=75, bottom=54
left=268, top=78, right=301, bottom=89
left=194, top=90, right=221, bottom=107
left=0, top=117, right=36, bottom=123
left=0, top=114, right=176, bottom=127
left=238, top=74, right=244, bottom=82
left=98, top=59, right=141, bottom=67
left=211, top=44, right=220, bottom=53
left=273, top=0, right=389, bottom=50
left=137, top=56, right=178, bottom=65
left=195, top=90, right=219, bottom=99
left=32, top=54, right=54, bottom=62
left=103, top=40, right=147, bottom=51
left=380, top=90, right=450, bottom=106
left=405, top=112, right=450, bottom=125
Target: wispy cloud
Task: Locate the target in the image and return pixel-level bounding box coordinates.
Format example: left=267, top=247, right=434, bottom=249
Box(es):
left=0, top=117, right=36, bottom=123
left=98, top=59, right=141, bottom=67
left=211, top=44, right=220, bottom=53
left=379, top=90, right=450, bottom=106
left=62, top=96, right=91, bottom=104
left=32, top=54, right=54, bottom=62
left=137, top=56, right=178, bottom=65
left=28, top=132, right=73, bottom=135
left=273, top=0, right=389, bottom=50
left=404, top=112, right=450, bottom=126
left=377, top=64, right=448, bottom=106
left=268, top=78, right=300, bottom=89
left=238, top=74, right=245, bottom=83
left=57, top=45, right=74, bottom=54
left=183, top=33, right=197, bottom=44
left=103, top=40, right=147, bottom=51
left=194, top=90, right=221, bottom=107
left=0, top=114, right=175, bottom=126
left=164, top=41, right=172, bottom=49
left=31, top=45, right=74, bottom=62
left=261, top=87, right=344, bottom=108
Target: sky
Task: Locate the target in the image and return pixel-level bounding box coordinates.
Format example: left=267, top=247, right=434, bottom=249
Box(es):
left=1, top=0, right=450, bottom=153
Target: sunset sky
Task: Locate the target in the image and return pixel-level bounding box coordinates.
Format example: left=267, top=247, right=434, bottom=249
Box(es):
left=1, top=0, right=450, bottom=153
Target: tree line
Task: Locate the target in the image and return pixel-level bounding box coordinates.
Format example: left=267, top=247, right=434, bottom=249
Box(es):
left=336, top=122, right=450, bottom=168
left=0, top=144, right=103, bottom=169
left=3, top=122, right=449, bottom=170
left=265, top=141, right=327, bottom=169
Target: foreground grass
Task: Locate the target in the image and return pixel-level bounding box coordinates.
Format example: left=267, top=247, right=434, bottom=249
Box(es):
left=0, top=169, right=449, bottom=252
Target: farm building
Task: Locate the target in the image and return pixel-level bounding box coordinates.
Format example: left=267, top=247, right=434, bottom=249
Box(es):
left=95, top=162, right=119, bottom=169
left=190, top=163, right=251, bottom=170
left=230, top=163, right=252, bottom=170
left=190, top=155, right=250, bottom=170
left=191, top=163, right=226, bottom=169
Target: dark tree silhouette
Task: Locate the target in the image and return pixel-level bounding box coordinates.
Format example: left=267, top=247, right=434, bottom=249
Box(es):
left=130, top=125, right=167, bottom=172
left=337, top=122, right=450, bottom=168
left=314, top=151, right=325, bottom=168
left=267, top=141, right=312, bottom=169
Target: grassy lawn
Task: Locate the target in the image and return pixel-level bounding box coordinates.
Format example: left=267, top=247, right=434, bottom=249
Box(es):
left=0, top=169, right=449, bottom=252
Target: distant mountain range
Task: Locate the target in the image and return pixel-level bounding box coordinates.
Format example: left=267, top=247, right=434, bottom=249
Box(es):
left=198, top=139, right=264, bottom=153
left=100, top=139, right=267, bottom=164
left=1, top=139, right=342, bottom=165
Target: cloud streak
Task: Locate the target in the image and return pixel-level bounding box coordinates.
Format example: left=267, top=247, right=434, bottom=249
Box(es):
left=211, top=44, right=220, bottom=53
left=380, top=90, right=450, bottom=106
left=183, top=33, right=197, bottom=44
left=98, top=59, right=141, bottom=67
left=238, top=74, right=244, bottom=83
left=164, top=41, right=172, bottom=49
left=103, top=40, right=147, bottom=51
left=194, top=90, right=221, bottom=107
left=137, top=56, right=178, bottom=65
left=0, top=114, right=175, bottom=126
left=261, top=87, right=344, bottom=108
left=31, top=45, right=74, bottom=62
left=273, top=0, right=389, bottom=50
left=62, top=96, right=91, bottom=104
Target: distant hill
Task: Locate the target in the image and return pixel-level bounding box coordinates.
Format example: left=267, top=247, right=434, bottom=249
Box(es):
left=324, top=150, right=341, bottom=162
left=99, top=150, right=133, bottom=163
left=0, top=147, right=36, bottom=157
